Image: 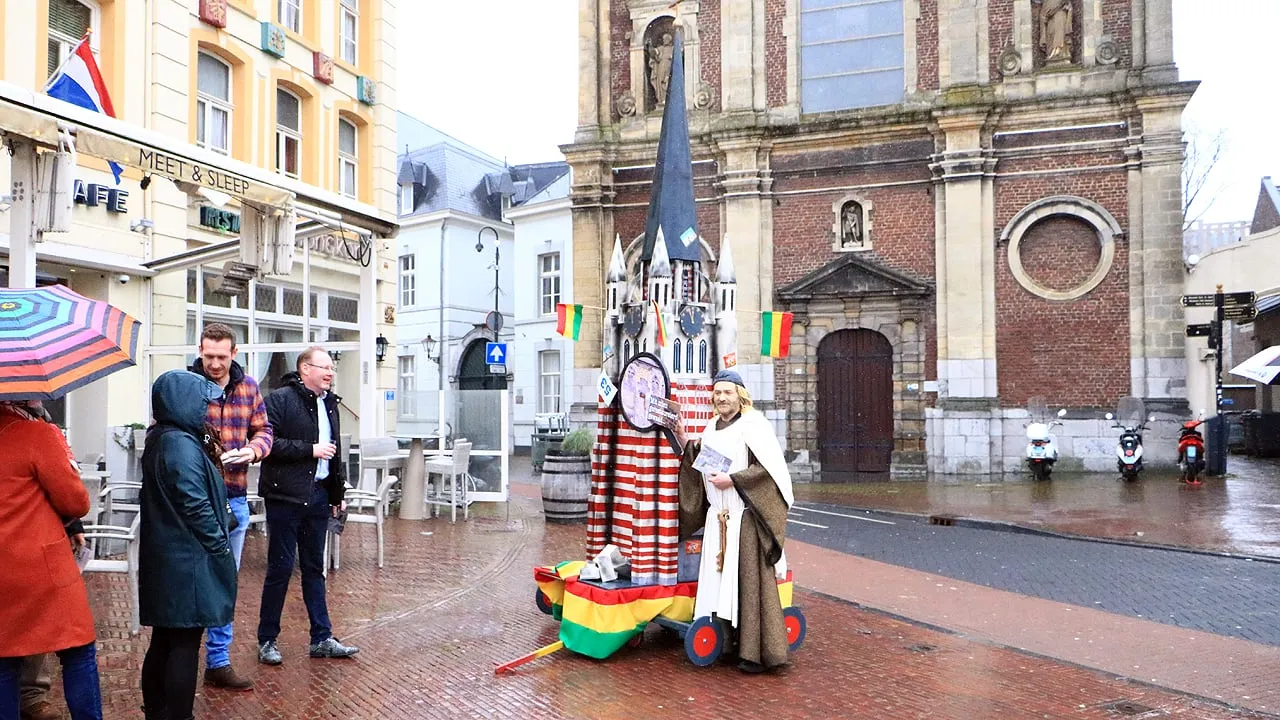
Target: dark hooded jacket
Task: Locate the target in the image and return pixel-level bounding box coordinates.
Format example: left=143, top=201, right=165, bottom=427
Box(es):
left=138, top=370, right=236, bottom=629
left=260, top=371, right=346, bottom=507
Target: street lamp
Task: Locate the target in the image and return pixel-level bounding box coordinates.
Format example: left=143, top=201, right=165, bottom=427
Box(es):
left=477, top=226, right=500, bottom=319
left=375, top=333, right=389, bottom=363
left=421, top=334, right=439, bottom=363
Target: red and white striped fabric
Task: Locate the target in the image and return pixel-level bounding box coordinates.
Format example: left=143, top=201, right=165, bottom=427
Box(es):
left=587, top=381, right=713, bottom=586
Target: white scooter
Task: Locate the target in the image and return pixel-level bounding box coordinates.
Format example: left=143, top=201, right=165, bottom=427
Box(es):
left=1025, top=400, right=1067, bottom=482
left=1105, top=396, right=1154, bottom=482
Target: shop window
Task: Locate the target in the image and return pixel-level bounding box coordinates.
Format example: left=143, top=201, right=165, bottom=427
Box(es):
left=329, top=296, right=358, bottom=324
left=338, top=118, right=358, bottom=198
left=275, top=88, right=302, bottom=178
left=196, top=52, right=232, bottom=154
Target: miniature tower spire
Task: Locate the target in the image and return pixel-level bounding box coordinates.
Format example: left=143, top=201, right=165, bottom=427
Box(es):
left=649, top=227, right=673, bottom=310
left=607, top=233, right=627, bottom=311
left=714, top=237, right=739, bottom=373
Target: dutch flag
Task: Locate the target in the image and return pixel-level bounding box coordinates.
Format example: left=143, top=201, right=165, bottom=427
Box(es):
left=45, top=33, right=123, bottom=184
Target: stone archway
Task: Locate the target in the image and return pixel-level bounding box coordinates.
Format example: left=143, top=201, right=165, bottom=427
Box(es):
left=457, top=338, right=507, bottom=390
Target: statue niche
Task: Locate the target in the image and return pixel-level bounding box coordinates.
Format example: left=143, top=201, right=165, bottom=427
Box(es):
left=644, top=17, right=676, bottom=110
left=839, top=202, right=864, bottom=250
left=1035, top=0, right=1078, bottom=68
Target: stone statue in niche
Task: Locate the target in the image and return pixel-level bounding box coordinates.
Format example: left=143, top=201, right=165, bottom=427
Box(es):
left=840, top=202, right=864, bottom=249
left=1039, top=0, right=1074, bottom=65
left=648, top=32, right=675, bottom=105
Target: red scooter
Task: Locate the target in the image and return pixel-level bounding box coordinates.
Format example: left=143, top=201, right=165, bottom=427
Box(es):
left=1177, top=412, right=1206, bottom=485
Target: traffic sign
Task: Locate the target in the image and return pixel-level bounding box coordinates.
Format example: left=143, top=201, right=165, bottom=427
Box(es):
left=485, top=342, right=507, bottom=364
left=1181, top=291, right=1256, bottom=308
left=485, top=311, right=504, bottom=333
left=1185, top=323, right=1212, bottom=337
left=488, top=363, right=507, bottom=375
left=1224, top=305, right=1257, bottom=322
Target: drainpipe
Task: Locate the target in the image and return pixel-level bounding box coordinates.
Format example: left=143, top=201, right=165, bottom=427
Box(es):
left=437, top=218, right=447, bottom=446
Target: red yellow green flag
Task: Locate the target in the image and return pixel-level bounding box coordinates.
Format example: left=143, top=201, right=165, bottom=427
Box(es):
left=761, top=311, right=794, bottom=357
left=651, top=300, right=669, bottom=347
left=556, top=303, right=583, bottom=340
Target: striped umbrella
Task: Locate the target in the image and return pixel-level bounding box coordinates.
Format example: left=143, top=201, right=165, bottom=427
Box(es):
left=0, top=285, right=141, bottom=401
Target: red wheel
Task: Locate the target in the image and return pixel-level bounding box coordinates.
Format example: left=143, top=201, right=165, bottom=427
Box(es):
left=626, top=631, right=644, bottom=649
left=535, top=590, right=553, bottom=616
left=684, top=616, right=724, bottom=666
left=783, top=607, right=806, bottom=651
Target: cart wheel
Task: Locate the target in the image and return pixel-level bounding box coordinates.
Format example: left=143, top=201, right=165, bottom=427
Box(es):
left=627, top=631, right=644, bottom=649
left=783, top=607, right=806, bottom=652
left=684, top=616, right=724, bottom=667
left=535, top=590, right=553, bottom=616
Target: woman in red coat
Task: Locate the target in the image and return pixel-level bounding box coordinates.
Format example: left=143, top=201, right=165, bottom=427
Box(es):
left=0, top=401, right=103, bottom=719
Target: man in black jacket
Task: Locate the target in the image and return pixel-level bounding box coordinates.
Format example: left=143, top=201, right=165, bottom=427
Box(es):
left=255, top=347, right=358, bottom=665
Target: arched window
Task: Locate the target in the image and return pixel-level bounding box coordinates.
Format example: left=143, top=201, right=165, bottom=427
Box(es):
left=196, top=52, right=232, bottom=154
left=698, top=340, right=707, bottom=373
left=799, top=0, right=905, bottom=113
left=275, top=88, right=302, bottom=177
left=673, top=339, right=682, bottom=373
left=623, top=339, right=631, bottom=362
left=685, top=338, right=694, bottom=372
left=337, top=117, right=358, bottom=197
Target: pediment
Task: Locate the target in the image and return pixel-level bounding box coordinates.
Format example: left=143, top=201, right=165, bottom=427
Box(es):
left=776, top=253, right=932, bottom=302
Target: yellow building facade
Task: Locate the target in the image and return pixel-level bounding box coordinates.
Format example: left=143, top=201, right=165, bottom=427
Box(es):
left=0, top=0, right=400, bottom=461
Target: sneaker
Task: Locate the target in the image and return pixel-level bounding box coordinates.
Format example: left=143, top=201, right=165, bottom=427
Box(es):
left=309, top=636, right=359, bottom=659
left=258, top=640, right=283, bottom=666
left=203, top=664, right=253, bottom=690
left=20, top=700, right=62, bottom=720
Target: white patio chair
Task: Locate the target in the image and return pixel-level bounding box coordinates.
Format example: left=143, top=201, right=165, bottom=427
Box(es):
left=82, top=485, right=142, bottom=635
left=324, top=471, right=401, bottom=571
left=358, top=437, right=407, bottom=499
left=425, top=440, right=473, bottom=523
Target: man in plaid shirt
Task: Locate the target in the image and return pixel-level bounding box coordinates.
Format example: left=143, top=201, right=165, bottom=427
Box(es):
left=189, top=323, right=273, bottom=691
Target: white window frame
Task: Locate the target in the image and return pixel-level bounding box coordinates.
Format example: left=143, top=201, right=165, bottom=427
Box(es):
left=399, top=254, right=416, bottom=307
left=278, top=0, right=301, bottom=33
left=195, top=52, right=232, bottom=155
left=399, top=184, right=414, bottom=215
left=338, top=117, right=358, bottom=198
left=339, top=0, right=359, bottom=66
left=47, top=0, right=100, bottom=80
left=538, top=350, right=561, bottom=413
left=398, top=355, right=416, bottom=414
left=275, top=88, right=302, bottom=178
left=538, top=252, right=561, bottom=316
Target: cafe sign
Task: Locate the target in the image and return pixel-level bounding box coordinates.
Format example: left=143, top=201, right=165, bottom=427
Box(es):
left=73, top=179, right=127, bottom=213
left=199, top=206, right=240, bottom=233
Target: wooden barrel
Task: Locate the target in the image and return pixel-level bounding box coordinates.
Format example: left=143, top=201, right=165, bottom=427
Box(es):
left=541, top=451, right=591, bottom=522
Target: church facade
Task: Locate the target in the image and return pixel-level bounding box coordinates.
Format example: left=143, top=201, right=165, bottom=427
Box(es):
left=564, top=0, right=1196, bottom=478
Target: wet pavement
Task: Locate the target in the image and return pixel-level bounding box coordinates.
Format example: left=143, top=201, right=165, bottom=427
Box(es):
left=793, top=455, right=1280, bottom=558
left=33, top=455, right=1278, bottom=718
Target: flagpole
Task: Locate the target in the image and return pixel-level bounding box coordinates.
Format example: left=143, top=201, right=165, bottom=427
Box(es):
left=43, top=30, right=92, bottom=92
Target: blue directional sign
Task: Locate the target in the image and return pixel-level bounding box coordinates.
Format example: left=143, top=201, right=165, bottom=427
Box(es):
left=486, top=342, right=507, bottom=365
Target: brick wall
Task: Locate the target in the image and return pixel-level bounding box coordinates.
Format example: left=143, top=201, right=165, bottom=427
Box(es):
left=1019, top=216, right=1101, bottom=291
left=988, top=0, right=1014, bottom=81
left=700, top=0, right=722, bottom=110
left=1101, top=0, right=1132, bottom=68
left=610, top=0, right=630, bottom=120
left=917, top=0, right=939, bottom=91
left=994, top=171, right=1130, bottom=408
left=766, top=0, right=787, bottom=106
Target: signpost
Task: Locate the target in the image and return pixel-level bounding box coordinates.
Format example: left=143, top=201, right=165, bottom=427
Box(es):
left=1183, top=285, right=1257, bottom=476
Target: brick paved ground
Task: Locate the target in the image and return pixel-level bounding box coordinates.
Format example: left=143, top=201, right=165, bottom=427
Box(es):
left=59, top=485, right=1270, bottom=719
left=792, top=456, right=1280, bottom=558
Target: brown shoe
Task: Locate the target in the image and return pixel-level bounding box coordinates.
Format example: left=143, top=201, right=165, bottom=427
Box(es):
left=20, top=700, right=63, bottom=720
left=203, top=664, right=254, bottom=690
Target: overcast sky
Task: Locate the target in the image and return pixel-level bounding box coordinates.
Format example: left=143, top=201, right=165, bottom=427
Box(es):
left=396, top=0, right=1277, bottom=223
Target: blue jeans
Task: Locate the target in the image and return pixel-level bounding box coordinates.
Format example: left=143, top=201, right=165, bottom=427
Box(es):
left=0, top=643, right=102, bottom=720
left=257, top=485, right=333, bottom=647
left=205, top=495, right=250, bottom=670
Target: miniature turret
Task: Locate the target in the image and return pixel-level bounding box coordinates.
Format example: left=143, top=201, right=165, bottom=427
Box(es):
left=714, top=238, right=738, bottom=373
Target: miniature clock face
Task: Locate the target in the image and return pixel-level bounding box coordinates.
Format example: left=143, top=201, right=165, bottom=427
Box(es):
left=622, top=304, right=646, bottom=338
left=678, top=304, right=705, bottom=337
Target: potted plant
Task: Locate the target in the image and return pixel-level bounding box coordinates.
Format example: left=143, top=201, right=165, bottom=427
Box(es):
left=541, top=429, right=593, bottom=523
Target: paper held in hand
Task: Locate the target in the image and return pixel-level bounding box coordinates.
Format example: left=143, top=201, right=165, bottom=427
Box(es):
left=692, top=444, right=732, bottom=475
left=646, top=395, right=681, bottom=429
left=75, top=544, right=94, bottom=573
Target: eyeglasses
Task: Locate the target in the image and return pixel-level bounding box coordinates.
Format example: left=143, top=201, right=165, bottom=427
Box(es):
left=303, top=362, right=335, bottom=372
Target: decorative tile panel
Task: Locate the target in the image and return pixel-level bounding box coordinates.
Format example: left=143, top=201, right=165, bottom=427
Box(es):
left=260, top=22, right=287, bottom=58
left=357, top=76, right=378, bottom=105
left=313, top=52, right=335, bottom=84
left=199, top=0, right=228, bottom=28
